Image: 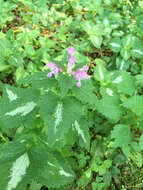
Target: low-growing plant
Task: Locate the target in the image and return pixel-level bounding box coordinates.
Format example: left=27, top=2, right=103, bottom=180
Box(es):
left=1, top=0, right=143, bottom=190
left=0, top=46, right=143, bottom=190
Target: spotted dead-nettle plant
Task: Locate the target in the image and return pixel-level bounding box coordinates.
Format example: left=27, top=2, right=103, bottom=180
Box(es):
left=0, top=47, right=96, bottom=190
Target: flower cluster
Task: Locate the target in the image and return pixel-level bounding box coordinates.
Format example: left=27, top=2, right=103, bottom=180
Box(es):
left=46, top=47, right=88, bottom=87
left=67, top=47, right=88, bottom=87
left=46, top=62, right=62, bottom=78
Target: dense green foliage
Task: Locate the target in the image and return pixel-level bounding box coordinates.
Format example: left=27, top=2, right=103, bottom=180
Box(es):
left=0, top=0, right=143, bottom=189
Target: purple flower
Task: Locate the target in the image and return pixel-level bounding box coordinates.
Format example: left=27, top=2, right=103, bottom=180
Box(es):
left=67, top=56, right=76, bottom=74
left=67, top=47, right=89, bottom=87
left=46, top=62, right=57, bottom=69
left=67, top=47, right=75, bottom=56
left=67, top=62, right=75, bottom=74
left=82, top=65, right=88, bottom=71
left=74, top=70, right=88, bottom=80
left=69, top=56, right=76, bottom=64
left=46, top=62, right=62, bottom=78
left=74, top=69, right=88, bottom=87
left=76, top=81, right=81, bottom=87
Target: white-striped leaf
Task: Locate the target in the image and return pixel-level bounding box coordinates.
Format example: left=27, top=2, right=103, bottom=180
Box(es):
left=7, top=153, right=30, bottom=190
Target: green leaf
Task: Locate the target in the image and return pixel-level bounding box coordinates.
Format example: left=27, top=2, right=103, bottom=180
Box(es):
left=29, top=181, right=41, bottom=190
left=79, top=0, right=102, bottom=11
left=78, top=168, right=92, bottom=188
left=132, top=48, right=143, bottom=58
left=15, top=66, right=27, bottom=81
left=111, top=124, right=132, bottom=155
left=112, top=71, right=136, bottom=95
left=18, top=71, right=56, bottom=89
left=123, top=95, right=143, bottom=115
left=90, top=35, right=103, bottom=48
left=73, top=79, right=98, bottom=105
left=139, top=134, right=143, bottom=150
left=116, top=57, right=130, bottom=71
left=0, top=64, right=10, bottom=72
left=74, top=52, right=90, bottom=68
left=109, top=38, right=121, bottom=52
left=24, top=44, right=35, bottom=56
left=0, top=142, right=75, bottom=190
left=27, top=146, right=75, bottom=188
left=8, top=54, right=24, bottom=67
left=96, top=96, right=123, bottom=121
left=0, top=140, right=28, bottom=190
left=74, top=119, right=90, bottom=151
left=39, top=92, right=82, bottom=147
left=58, top=74, right=75, bottom=97
left=136, top=15, right=143, bottom=29
left=136, top=74, right=143, bottom=86
left=122, top=34, right=133, bottom=48
left=120, top=49, right=131, bottom=60
left=0, top=85, right=39, bottom=128
left=130, top=152, right=143, bottom=168
left=132, top=37, right=143, bottom=58
left=94, top=59, right=109, bottom=83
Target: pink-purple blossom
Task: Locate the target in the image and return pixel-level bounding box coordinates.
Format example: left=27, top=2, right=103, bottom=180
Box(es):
left=46, top=62, right=62, bottom=78
left=67, top=47, right=89, bottom=87
left=74, top=69, right=88, bottom=87
left=69, top=56, right=76, bottom=64
left=68, top=62, right=75, bottom=74
left=82, top=65, right=88, bottom=71
left=45, top=47, right=89, bottom=87
left=68, top=55, right=76, bottom=74
left=67, top=47, right=75, bottom=56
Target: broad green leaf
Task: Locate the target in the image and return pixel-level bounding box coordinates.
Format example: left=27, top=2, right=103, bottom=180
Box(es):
left=27, top=146, right=75, bottom=188
left=130, top=152, right=143, bottom=168
left=116, top=57, right=130, bottom=71
left=39, top=92, right=82, bottom=147
left=109, top=38, right=121, bottom=52
left=139, top=134, right=143, bottom=150
left=0, top=37, right=12, bottom=57
left=0, top=64, right=10, bottom=72
left=18, top=71, right=56, bottom=89
left=73, top=79, right=98, bottom=105
left=82, top=21, right=94, bottom=35
left=136, top=15, right=143, bottom=30
left=123, top=95, right=143, bottom=115
left=111, top=124, right=132, bottom=155
left=112, top=71, right=136, bottom=95
left=102, top=86, right=113, bottom=97
left=74, top=119, right=90, bottom=151
left=96, top=96, right=123, bottom=121
left=29, top=181, right=41, bottom=190
left=0, top=140, right=27, bottom=190
left=58, top=74, right=75, bottom=97
left=8, top=54, right=24, bottom=67
left=132, top=49, right=143, bottom=58
left=15, top=66, right=27, bottom=81
left=79, top=0, right=102, bottom=12
left=136, top=74, right=143, bottom=86
left=7, top=153, right=30, bottom=190
left=120, top=49, right=131, bottom=60
left=74, top=52, right=90, bottom=68
left=122, top=34, right=133, bottom=48
left=90, top=35, right=103, bottom=48
left=132, top=37, right=143, bottom=58
left=94, top=59, right=109, bottom=83
left=0, top=143, right=75, bottom=190
left=78, top=168, right=92, bottom=188
left=0, top=86, right=39, bottom=128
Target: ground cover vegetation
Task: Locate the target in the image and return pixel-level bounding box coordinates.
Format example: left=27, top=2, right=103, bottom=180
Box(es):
left=0, top=0, right=143, bottom=189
